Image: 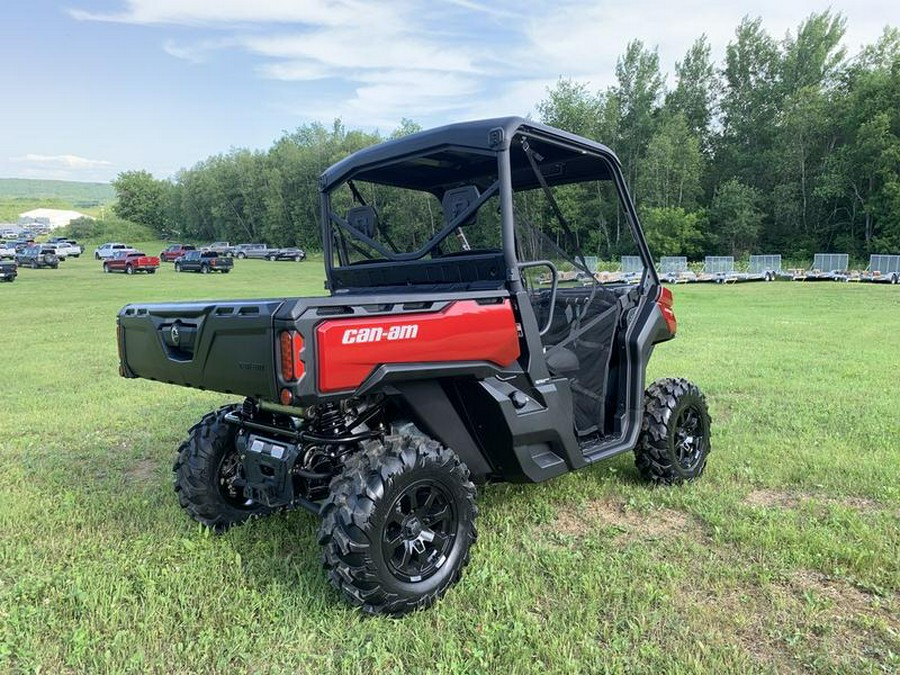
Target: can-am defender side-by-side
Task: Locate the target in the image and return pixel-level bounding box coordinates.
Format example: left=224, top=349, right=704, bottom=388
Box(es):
left=117, top=118, right=711, bottom=615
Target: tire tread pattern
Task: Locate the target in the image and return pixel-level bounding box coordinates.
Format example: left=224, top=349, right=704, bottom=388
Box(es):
left=173, top=404, right=271, bottom=532
left=634, top=377, right=711, bottom=485
left=318, top=435, right=477, bottom=616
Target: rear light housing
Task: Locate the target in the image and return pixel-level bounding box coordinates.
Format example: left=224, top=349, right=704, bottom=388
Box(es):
left=656, top=286, right=677, bottom=335
left=279, top=330, right=305, bottom=382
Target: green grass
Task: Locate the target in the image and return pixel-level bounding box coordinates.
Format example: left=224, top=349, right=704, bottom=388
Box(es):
left=1, top=245, right=898, bottom=673
left=0, top=178, right=114, bottom=202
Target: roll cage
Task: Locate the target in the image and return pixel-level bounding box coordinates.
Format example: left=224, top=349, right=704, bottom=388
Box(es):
left=319, top=116, right=659, bottom=293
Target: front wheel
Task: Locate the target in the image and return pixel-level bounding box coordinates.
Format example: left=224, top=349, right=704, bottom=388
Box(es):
left=102, top=263, right=109, bottom=273
left=173, top=405, right=272, bottom=532
left=319, top=435, right=477, bottom=616
left=201, top=264, right=210, bottom=274
left=174, top=262, right=181, bottom=272
left=634, top=378, right=711, bottom=485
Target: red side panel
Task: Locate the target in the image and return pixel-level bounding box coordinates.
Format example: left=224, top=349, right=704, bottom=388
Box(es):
left=316, top=300, right=520, bottom=393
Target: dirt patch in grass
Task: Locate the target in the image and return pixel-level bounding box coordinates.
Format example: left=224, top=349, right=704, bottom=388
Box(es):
left=743, top=488, right=887, bottom=513
left=123, top=458, right=159, bottom=484
left=743, top=488, right=801, bottom=509
left=676, top=568, right=900, bottom=672
left=552, top=497, right=698, bottom=542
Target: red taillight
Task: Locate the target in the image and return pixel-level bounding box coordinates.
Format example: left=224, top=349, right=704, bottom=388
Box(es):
left=279, top=330, right=305, bottom=382
left=656, top=286, right=677, bottom=334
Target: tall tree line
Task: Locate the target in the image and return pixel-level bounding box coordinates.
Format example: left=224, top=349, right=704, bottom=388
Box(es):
left=114, top=13, right=900, bottom=258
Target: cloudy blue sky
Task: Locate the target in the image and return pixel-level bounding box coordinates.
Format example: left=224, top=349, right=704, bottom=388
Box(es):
left=1, top=0, right=896, bottom=183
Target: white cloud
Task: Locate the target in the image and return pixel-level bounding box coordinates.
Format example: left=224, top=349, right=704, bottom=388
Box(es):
left=69, top=0, right=899, bottom=133
left=69, top=0, right=365, bottom=27
left=242, top=30, right=477, bottom=76
left=12, top=154, right=113, bottom=169
left=162, top=37, right=239, bottom=63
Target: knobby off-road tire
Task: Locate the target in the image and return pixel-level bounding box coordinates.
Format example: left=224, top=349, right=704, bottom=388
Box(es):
left=173, top=405, right=272, bottom=532
left=318, top=435, right=477, bottom=616
left=635, top=378, right=711, bottom=485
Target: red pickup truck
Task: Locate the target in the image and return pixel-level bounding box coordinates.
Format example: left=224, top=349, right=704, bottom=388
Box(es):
left=102, top=250, right=160, bottom=275
left=160, top=244, right=196, bottom=262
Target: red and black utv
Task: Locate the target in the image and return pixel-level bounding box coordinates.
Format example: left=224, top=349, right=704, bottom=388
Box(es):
left=117, top=118, right=711, bottom=615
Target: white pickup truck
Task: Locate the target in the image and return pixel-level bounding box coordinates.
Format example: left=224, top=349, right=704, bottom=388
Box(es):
left=94, top=242, right=136, bottom=260
left=47, top=241, right=83, bottom=259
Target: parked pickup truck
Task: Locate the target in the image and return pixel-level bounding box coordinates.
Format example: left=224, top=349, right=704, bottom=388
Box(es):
left=95, top=242, right=135, bottom=260
left=0, top=243, right=16, bottom=260
left=232, top=243, right=272, bottom=259
left=103, top=250, right=160, bottom=274
left=174, top=250, right=233, bottom=274
left=160, top=244, right=197, bottom=262
left=205, top=242, right=235, bottom=257
left=57, top=240, right=83, bottom=258
left=0, top=261, right=16, bottom=282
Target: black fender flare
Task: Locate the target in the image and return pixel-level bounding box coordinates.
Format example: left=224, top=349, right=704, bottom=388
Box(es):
left=384, top=379, right=494, bottom=481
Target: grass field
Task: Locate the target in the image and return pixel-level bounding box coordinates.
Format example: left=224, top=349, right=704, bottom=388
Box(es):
left=0, top=178, right=114, bottom=202
left=1, top=244, right=898, bottom=673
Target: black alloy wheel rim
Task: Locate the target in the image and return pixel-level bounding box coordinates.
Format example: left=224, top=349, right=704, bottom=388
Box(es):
left=217, top=450, right=253, bottom=508
left=673, top=405, right=706, bottom=471
left=382, top=480, right=457, bottom=583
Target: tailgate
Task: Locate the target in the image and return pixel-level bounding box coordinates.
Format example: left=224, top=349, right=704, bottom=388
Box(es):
left=118, top=299, right=283, bottom=400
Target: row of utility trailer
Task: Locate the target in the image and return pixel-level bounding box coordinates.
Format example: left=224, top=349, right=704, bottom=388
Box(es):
left=594, top=254, right=900, bottom=285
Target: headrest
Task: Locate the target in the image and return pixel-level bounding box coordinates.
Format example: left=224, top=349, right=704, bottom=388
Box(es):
left=442, top=186, right=480, bottom=226
left=346, top=205, right=377, bottom=239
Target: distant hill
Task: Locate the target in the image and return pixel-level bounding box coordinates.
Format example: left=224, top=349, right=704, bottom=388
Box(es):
left=0, top=178, right=115, bottom=205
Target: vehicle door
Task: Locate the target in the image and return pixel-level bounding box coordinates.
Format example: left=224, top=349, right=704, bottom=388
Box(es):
left=183, top=251, right=199, bottom=271
left=506, top=131, right=653, bottom=438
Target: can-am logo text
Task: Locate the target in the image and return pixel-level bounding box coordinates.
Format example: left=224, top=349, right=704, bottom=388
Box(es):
left=342, top=324, right=419, bottom=344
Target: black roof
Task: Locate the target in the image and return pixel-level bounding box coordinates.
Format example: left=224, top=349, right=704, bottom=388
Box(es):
left=319, top=116, right=620, bottom=192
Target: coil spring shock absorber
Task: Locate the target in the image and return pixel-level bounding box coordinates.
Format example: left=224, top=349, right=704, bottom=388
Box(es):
left=310, top=402, right=346, bottom=438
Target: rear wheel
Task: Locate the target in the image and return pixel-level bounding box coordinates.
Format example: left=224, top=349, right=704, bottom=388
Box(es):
left=892, top=274, right=898, bottom=285
left=201, top=264, right=210, bottom=274
left=125, top=264, right=134, bottom=275
left=319, top=435, right=477, bottom=616
left=173, top=405, right=272, bottom=532
left=237, top=252, right=246, bottom=259
left=635, top=378, right=711, bottom=485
